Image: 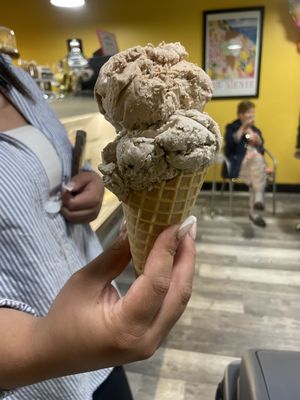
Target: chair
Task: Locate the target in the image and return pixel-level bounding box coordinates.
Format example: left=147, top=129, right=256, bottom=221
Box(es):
left=210, top=148, right=277, bottom=217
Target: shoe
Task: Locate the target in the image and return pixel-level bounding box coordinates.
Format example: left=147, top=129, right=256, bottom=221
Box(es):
left=253, top=202, right=265, bottom=211
left=249, top=214, right=266, bottom=228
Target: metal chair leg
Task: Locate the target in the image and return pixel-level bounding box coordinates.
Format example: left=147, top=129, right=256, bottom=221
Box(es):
left=210, top=163, right=217, bottom=218
left=220, top=181, right=225, bottom=197
left=229, top=180, right=234, bottom=217
left=272, top=176, right=276, bottom=215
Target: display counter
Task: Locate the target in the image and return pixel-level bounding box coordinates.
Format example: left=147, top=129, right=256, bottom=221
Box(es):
left=50, top=96, right=121, bottom=234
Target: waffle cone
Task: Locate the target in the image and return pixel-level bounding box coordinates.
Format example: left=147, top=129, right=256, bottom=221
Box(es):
left=122, top=168, right=207, bottom=276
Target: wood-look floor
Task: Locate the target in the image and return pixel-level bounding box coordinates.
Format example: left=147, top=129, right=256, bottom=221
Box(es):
left=116, top=192, right=300, bottom=400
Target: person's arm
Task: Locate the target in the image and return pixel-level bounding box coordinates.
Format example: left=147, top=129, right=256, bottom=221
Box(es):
left=224, top=123, right=238, bottom=157
left=246, top=128, right=263, bottom=148
left=234, top=125, right=247, bottom=142
left=234, top=118, right=254, bottom=143
left=0, top=309, right=45, bottom=389
left=0, top=219, right=196, bottom=389
left=256, top=128, right=264, bottom=149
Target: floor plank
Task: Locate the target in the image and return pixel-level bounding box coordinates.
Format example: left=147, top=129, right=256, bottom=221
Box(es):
left=116, top=192, right=300, bottom=399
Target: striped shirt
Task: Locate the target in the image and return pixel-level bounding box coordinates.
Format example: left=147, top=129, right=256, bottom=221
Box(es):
left=0, top=56, right=112, bottom=399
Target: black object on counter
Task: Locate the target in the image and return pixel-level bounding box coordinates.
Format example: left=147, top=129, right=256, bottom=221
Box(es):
left=72, top=130, right=87, bottom=177
left=81, top=55, right=111, bottom=91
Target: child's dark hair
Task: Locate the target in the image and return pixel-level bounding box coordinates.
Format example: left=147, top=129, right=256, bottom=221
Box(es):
left=0, top=55, right=34, bottom=101
left=237, top=101, right=255, bottom=115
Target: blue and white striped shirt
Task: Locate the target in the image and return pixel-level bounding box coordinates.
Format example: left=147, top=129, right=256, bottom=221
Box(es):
left=0, top=56, right=112, bottom=399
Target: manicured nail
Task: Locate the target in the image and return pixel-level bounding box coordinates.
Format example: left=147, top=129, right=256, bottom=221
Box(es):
left=63, top=182, right=75, bottom=192
left=177, top=216, right=197, bottom=241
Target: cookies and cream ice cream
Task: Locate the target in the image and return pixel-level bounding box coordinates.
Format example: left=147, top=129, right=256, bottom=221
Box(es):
left=100, top=109, right=220, bottom=201
left=95, top=41, right=221, bottom=275
left=95, top=42, right=214, bottom=131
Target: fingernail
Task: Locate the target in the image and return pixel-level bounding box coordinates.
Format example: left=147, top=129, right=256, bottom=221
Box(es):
left=63, top=182, right=75, bottom=192
left=177, top=216, right=197, bottom=241
left=119, top=230, right=128, bottom=240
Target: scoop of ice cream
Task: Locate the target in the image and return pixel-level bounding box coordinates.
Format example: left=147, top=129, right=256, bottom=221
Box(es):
left=95, top=42, right=213, bottom=131
left=99, top=109, right=221, bottom=201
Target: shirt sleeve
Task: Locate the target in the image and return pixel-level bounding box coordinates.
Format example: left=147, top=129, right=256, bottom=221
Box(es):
left=224, top=123, right=237, bottom=157
left=0, top=298, right=37, bottom=316
left=254, top=127, right=265, bottom=153
left=233, top=131, right=240, bottom=143
left=0, top=389, right=15, bottom=399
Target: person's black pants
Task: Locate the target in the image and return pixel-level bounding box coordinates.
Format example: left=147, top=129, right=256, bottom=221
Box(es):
left=93, top=366, right=134, bottom=400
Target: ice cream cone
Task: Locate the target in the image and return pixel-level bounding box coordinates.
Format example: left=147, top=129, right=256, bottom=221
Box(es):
left=122, top=168, right=207, bottom=276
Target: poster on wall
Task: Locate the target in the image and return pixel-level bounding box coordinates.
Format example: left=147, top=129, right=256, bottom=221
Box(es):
left=96, top=29, right=119, bottom=56
left=203, top=7, right=264, bottom=98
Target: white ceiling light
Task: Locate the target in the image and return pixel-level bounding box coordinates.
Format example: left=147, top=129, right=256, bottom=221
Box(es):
left=50, top=0, right=85, bottom=8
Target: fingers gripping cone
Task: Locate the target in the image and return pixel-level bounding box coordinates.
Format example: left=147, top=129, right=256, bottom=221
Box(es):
left=122, top=168, right=207, bottom=276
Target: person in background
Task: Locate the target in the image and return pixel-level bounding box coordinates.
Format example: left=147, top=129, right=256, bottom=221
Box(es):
left=224, top=101, right=267, bottom=227
left=0, top=51, right=197, bottom=399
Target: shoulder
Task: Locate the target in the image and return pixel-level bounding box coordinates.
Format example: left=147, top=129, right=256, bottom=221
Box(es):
left=226, top=119, right=240, bottom=133
left=11, top=65, right=45, bottom=102
left=11, top=64, right=34, bottom=86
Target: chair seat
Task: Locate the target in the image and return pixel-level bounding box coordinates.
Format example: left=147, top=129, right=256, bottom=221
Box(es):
left=210, top=148, right=277, bottom=216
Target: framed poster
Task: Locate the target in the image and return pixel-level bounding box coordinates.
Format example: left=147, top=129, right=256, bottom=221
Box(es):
left=203, top=7, right=264, bottom=98
left=96, top=29, right=119, bottom=56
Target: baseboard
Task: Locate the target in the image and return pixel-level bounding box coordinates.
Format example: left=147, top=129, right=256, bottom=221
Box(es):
left=202, top=182, right=300, bottom=193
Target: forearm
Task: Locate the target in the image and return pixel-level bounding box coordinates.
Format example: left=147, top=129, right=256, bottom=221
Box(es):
left=0, top=309, right=36, bottom=388
left=0, top=309, right=55, bottom=389
left=235, top=126, right=245, bottom=142
left=255, top=134, right=263, bottom=146
left=0, top=308, right=109, bottom=390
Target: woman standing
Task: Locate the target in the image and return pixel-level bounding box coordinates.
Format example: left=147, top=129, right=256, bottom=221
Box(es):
left=0, top=45, right=196, bottom=399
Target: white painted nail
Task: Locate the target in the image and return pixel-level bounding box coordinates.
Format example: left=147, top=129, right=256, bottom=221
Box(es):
left=177, top=216, right=197, bottom=241
left=63, top=182, right=75, bottom=192
left=189, top=221, right=197, bottom=240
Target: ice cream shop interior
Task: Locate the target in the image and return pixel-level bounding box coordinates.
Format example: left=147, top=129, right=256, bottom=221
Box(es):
left=0, top=0, right=300, bottom=399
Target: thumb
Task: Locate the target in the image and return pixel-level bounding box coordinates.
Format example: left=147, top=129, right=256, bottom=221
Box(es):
left=144, top=215, right=197, bottom=279
left=118, top=217, right=197, bottom=325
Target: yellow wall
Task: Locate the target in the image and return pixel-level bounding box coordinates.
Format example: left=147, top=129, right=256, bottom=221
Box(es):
left=1, top=0, right=300, bottom=183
